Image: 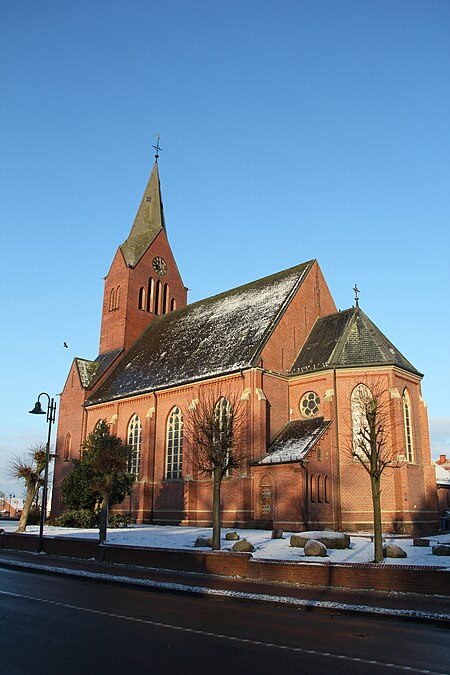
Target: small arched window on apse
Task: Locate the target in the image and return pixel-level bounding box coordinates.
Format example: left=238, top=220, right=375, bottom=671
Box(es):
left=317, top=475, right=323, bottom=503
left=138, top=287, right=146, bottom=310
left=109, top=288, right=115, bottom=312
left=64, top=433, right=72, bottom=462
left=146, top=278, right=154, bottom=312
left=163, top=283, right=169, bottom=314
left=170, top=298, right=177, bottom=312
left=166, top=406, right=183, bottom=479
left=115, top=286, right=121, bottom=309
left=324, top=476, right=330, bottom=503
left=402, top=389, right=414, bottom=463
left=310, top=474, right=315, bottom=502
left=154, top=280, right=162, bottom=315
left=128, top=414, right=142, bottom=477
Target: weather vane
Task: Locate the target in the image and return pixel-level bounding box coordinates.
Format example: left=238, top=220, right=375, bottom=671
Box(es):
left=153, top=133, right=162, bottom=161
left=353, top=284, right=360, bottom=307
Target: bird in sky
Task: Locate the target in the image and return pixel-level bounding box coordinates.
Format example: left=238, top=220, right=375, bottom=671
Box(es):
left=63, top=342, right=69, bottom=348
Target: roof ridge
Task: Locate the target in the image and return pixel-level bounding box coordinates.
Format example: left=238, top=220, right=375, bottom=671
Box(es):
left=324, top=307, right=356, bottom=366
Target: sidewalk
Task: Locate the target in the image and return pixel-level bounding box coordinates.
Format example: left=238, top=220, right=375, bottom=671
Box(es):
left=0, top=547, right=449, bottom=626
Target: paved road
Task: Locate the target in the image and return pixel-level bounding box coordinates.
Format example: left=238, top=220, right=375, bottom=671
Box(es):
left=1, top=566, right=448, bottom=675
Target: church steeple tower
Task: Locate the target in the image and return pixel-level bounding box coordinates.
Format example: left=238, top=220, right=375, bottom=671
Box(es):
left=99, top=160, right=187, bottom=355
left=120, top=162, right=166, bottom=268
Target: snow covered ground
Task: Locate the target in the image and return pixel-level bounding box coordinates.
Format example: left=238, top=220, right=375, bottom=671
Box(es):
left=2, top=521, right=450, bottom=568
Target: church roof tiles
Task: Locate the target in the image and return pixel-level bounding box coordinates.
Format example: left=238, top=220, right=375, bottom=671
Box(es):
left=86, top=260, right=314, bottom=406
left=291, top=307, right=421, bottom=376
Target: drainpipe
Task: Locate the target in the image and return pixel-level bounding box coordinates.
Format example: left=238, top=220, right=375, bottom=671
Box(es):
left=150, top=392, right=157, bottom=523
left=333, top=368, right=342, bottom=530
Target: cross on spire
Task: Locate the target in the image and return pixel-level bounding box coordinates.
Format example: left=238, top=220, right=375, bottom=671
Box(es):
left=153, top=133, right=162, bottom=161
left=353, top=284, right=360, bottom=307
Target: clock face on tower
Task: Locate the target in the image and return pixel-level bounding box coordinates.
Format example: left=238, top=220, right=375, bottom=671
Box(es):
left=152, top=256, right=167, bottom=276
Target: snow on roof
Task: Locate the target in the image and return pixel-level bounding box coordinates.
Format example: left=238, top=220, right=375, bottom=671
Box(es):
left=435, top=462, right=450, bottom=486
left=259, top=418, right=331, bottom=465
left=86, top=261, right=313, bottom=406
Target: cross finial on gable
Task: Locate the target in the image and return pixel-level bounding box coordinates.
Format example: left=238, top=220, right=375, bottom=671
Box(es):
left=353, top=284, right=360, bottom=307
left=153, top=133, right=162, bottom=161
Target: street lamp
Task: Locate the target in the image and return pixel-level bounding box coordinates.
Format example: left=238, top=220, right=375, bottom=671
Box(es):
left=29, top=392, right=56, bottom=552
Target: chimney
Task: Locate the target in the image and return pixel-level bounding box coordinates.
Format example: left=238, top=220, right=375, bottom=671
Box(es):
left=439, top=454, right=447, bottom=464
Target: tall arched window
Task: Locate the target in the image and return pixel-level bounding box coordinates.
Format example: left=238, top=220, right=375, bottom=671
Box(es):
left=310, top=474, right=315, bottom=502
left=170, top=298, right=177, bottom=312
left=154, top=280, right=162, bottom=315
left=166, top=406, right=183, bottom=479
left=403, top=389, right=414, bottom=463
left=128, top=414, right=142, bottom=477
left=64, top=433, right=72, bottom=462
left=146, top=277, right=154, bottom=312
left=109, top=288, right=115, bottom=312
left=324, top=476, right=330, bottom=503
left=215, top=397, right=233, bottom=476
left=317, top=475, right=323, bottom=503
left=138, top=287, right=146, bottom=310
left=351, top=383, right=372, bottom=461
left=115, top=286, right=121, bottom=309
left=163, top=283, right=169, bottom=314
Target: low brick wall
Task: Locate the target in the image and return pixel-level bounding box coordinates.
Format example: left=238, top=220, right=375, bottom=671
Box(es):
left=1, top=532, right=448, bottom=596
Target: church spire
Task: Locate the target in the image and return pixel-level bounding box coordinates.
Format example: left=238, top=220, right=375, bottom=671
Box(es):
left=120, top=161, right=166, bottom=268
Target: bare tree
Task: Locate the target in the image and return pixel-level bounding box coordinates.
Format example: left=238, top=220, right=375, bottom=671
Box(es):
left=185, top=388, right=248, bottom=550
left=349, top=381, right=402, bottom=562
left=9, top=444, right=47, bottom=533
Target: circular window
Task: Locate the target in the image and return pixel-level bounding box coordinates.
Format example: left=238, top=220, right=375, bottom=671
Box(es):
left=300, top=392, right=320, bottom=418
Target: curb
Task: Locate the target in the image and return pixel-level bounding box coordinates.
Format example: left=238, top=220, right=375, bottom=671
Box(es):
left=1, top=555, right=449, bottom=628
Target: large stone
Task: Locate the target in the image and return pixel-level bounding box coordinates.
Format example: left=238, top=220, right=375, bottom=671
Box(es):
left=232, top=538, right=254, bottom=553
left=290, top=531, right=350, bottom=549
left=413, top=538, right=430, bottom=547
left=271, top=528, right=284, bottom=539
left=432, top=544, right=450, bottom=556
left=383, top=543, right=407, bottom=558
left=225, top=531, right=240, bottom=541
left=194, top=536, right=213, bottom=548
left=304, top=539, right=327, bottom=557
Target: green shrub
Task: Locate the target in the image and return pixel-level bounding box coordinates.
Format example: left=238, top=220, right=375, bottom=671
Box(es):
left=108, top=513, right=135, bottom=528
left=28, top=508, right=41, bottom=525
left=56, top=509, right=97, bottom=528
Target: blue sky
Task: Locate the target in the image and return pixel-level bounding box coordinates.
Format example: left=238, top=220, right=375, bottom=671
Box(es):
left=0, top=0, right=449, bottom=496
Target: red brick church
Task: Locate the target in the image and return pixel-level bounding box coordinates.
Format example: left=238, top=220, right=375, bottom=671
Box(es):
left=51, top=159, right=439, bottom=534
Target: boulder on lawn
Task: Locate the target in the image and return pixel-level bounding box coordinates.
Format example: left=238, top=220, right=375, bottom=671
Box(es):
left=271, top=528, right=284, bottom=539
left=232, top=538, right=254, bottom=553
left=194, top=536, right=213, bottom=548
left=290, top=531, right=350, bottom=549
left=225, top=531, right=240, bottom=541
left=304, top=539, right=327, bottom=557
left=432, top=544, right=450, bottom=556
left=383, top=543, right=407, bottom=559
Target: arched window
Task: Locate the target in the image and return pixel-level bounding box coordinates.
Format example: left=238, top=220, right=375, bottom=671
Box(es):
left=115, top=286, right=121, bottom=309
left=166, top=406, right=183, bottom=479
left=351, top=383, right=372, bottom=461
left=154, top=280, right=162, bottom=315
left=215, top=397, right=233, bottom=476
left=163, top=283, right=169, bottom=314
left=310, top=474, right=315, bottom=502
left=317, top=475, right=323, bottom=502
left=64, top=433, right=72, bottom=462
left=324, top=476, right=330, bottom=503
left=403, top=389, right=414, bottom=463
left=170, top=298, right=177, bottom=312
left=138, top=287, right=146, bottom=310
left=109, top=288, right=115, bottom=311
left=146, top=277, right=154, bottom=312
left=128, top=414, right=142, bottom=477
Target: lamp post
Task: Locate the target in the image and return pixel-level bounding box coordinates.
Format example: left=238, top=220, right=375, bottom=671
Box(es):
left=29, top=392, right=56, bottom=552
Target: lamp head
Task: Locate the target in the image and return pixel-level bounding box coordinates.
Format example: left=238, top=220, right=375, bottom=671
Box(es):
left=29, top=401, right=46, bottom=415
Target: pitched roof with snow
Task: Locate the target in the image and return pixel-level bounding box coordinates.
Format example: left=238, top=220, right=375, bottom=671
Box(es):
left=258, top=417, right=331, bottom=465
left=290, top=307, right=421, bottom=376
left=86, top=261, right=314, bottom=406
left=76, top=349, right=123, bottom=389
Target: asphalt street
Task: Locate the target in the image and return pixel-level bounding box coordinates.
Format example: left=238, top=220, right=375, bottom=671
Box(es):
left=1, top=566, right=449, bottom=675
